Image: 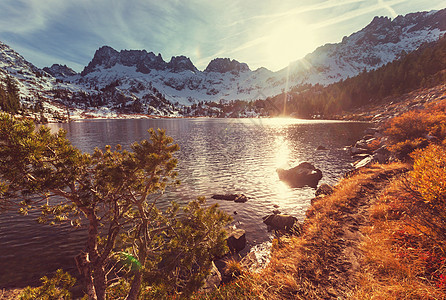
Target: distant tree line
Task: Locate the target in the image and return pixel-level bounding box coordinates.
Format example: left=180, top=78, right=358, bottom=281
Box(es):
left=50, top=79, right=176, bottom=115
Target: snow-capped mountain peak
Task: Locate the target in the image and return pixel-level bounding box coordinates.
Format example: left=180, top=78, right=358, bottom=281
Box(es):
left=204, top=58, right=250, bottom=73
left=43, top=64, right=78, bottom=78
left=284, top=9, right=446, bottom=86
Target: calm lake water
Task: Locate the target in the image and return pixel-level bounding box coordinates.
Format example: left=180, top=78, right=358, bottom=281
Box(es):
left=0, top=118, right=370, bottom=287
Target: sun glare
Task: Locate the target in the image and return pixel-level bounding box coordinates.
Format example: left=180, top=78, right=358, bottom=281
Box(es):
left=266, top=18, right=316, bottom=70
left=274, top=135, right=290, bottom=169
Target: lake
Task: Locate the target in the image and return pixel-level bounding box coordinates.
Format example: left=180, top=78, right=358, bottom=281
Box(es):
left=0, top=118, right=370, bottom=287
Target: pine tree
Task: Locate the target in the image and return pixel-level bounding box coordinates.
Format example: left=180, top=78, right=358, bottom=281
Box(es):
left=0, top=76, right=20, bottom=113
left=0, top=114, right=230, bottom=299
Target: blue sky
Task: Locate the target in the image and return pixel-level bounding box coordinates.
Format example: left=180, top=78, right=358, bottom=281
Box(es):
left=0, top=0, right=444, bottom=72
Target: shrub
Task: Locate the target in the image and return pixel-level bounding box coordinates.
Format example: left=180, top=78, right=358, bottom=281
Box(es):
left=410, top=144, right=446, bottom=204
left=385, top=99, right=446, bottom=158
left=366, top=139, right=382, bottom=152
left=385, top=110, right=429, bottom=143
left=389, top=137, right=429, bottom=160
left=224, top=258, right=244, bottom=280
left=400, top=144, right=446, bottom=248
left=0, top=114, right=230, bottom=299
left=20, top=269, right=75, bottom=300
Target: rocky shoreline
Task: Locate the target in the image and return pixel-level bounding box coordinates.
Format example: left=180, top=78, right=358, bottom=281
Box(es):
left=338, top=83, right=446, bottom=124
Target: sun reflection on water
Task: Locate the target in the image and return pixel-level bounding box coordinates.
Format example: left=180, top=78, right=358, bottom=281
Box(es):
left=273, top=134, right=300, bottom=205
left=274, top=135, right=290, bottom=169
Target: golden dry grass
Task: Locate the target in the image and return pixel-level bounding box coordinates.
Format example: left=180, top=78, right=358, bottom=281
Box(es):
left=0, top=288, right=24, bottom=300
left=352, top=173, right=446, bottom=299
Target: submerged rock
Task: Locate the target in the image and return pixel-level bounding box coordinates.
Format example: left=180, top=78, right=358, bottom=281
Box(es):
left=212, top=194, right=248, bottom=203
left=277, top=162, right=322, bottom=188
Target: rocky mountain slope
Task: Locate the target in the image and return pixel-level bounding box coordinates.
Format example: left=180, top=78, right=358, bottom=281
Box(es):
left=284, top=9, right=446, bottom=86
left=0, top=8, right=445, bottom=117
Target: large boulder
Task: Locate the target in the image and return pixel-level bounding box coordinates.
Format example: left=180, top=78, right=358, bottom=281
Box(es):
left=226, top=229, right=246, bottom=253
left=373, top=145, right=391, bottom=163
left=262, top=214, right=299, bottom=232
left=277, top=162, right=322, bottom=188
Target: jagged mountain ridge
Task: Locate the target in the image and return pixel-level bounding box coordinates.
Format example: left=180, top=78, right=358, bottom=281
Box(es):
left=43, top=64, right=77, bottom=78
left=78, top=47, right=251, bottom=76
left=0, top=8, right=445, bottom=116
left=80, top=46, right=199, bottom=75
left=283, top=9, right=446, bottom=86
left=62, top=8, right=446, bottom=105
left=0, top=41, right=83, bottom=109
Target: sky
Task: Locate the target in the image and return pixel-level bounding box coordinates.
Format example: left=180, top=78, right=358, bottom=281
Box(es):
left=0, top=0, right=445, bottom=73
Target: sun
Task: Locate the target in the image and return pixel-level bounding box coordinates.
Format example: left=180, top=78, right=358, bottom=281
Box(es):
left=266, top=18, right=316, bottom=71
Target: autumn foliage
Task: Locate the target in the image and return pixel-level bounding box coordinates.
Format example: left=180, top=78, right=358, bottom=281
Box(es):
left=385, top=99, right=446, bottom=158
left=355, top=101, right=446, bottom=298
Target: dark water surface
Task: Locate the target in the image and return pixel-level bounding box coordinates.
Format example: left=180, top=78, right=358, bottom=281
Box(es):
left=0, top=118, right=370, bottom=287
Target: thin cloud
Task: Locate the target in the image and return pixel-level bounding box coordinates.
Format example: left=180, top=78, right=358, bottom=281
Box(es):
left=311, top=0, right=408, bottom=29
left=224, top=0, right=367, bottom=27
left=379, top=0, right=398, bottom=17
left=226, top=36, right=270, bottom=55
left=0, top=0, right=68, bottom=34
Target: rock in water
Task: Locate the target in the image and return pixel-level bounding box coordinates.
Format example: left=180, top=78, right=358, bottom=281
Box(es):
left=262, top=214, right=299, bottom=232
left=234, top=194, right=248, bottom=203
left=211, top=194, right=248, bottom=203
left=277, top=162, right=322, bottom=188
